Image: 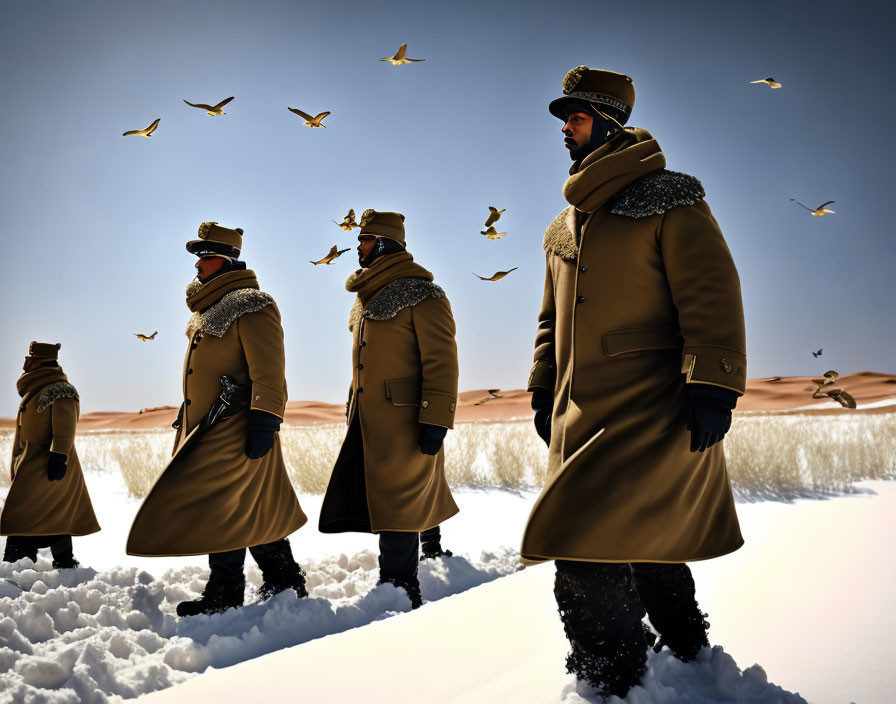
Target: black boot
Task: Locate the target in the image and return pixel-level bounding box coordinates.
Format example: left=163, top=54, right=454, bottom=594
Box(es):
left=250, top=539, right=308, bottom=600
left=176, top=578, right=245, bottom=617
left=378, top=570, right=423, bottom=609
left=50, top=536, right=79, bottom=569
left=420, top=526, right=453, bottom=560
left=554, top=560, right=648, bottom=698
left=3, top=537, right=39, bottom=564
left=631, top=562, right=709, bottom=662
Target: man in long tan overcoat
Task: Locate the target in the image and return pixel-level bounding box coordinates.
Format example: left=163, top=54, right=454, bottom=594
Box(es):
left=319, top=210, right=459, bottom=608
left=2, top=342, right=100, bottom=568
left=127, top=222, right=307, bottom=617
left=524, top=67, right=747, bottom=697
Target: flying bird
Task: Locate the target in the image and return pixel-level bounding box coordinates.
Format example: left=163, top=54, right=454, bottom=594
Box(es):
left=122, top=119, right=160, bottom=138
left=790, top=198, right=835, bottom=216
left=812, top=348, right=823, bottom=358
left=484, top=207, right=506, bottom=227
left=288, top=107, right=330, bottom=128
left=334, top=209, right=359, bottom=230
left=310, top=245, right=350, bottom=266
left=380, top=43, right=425, bottom=65
left=135, top=331, right=158, bottom=342
left=749, top=77, right=782, bottom=89
left=473, top=389, right=504, bottom=406
left=183, top=96, right=234, bottom=116
left=474, top=267, right=518, bottom=282
left=480, top=226, right=508, bottom=240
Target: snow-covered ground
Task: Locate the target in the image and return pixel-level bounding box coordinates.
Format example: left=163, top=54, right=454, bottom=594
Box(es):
left=2, top=465, right=894, bottom=703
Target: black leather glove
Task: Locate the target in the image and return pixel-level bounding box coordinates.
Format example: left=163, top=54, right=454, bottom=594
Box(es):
left=685, top=384, right=739, bottom=452
left=172, top=403, right=184, bottom=430
left=47, top=452, right=68, bottom=481
left=246, top=410, right=281, bottom=459
left=531, top=388, right=553, bottom=447
left=419, top=423, right=448, bottom=456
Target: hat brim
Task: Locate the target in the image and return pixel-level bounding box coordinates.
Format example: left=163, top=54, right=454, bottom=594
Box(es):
left=186, top=240, right=240, bottom=257
left=549, top=96, right=629, bottom=125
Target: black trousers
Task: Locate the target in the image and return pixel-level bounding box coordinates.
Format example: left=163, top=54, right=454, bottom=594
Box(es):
left=554, top=560, right=708, bottom=696
left=378, top=531, right=419, bottom=578
left=3, top=535, right=74, bottom=564
left=208, top=538, right=299, bottom=584
left=420, top=525, right=441, bottom=544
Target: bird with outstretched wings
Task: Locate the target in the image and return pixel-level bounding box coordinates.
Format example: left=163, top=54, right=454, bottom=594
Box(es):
left=380, top=43, right=425, bottom=65
left=288, top=107, right=330, bottom=127
left=310, top=245, right=350, bottom=265
left=183, top=96, right=234, bottom=116
left=135, top=331, right=158, bottom=342
left=790, top=198, right=835, bottom=216
left=122, top=119, right=160, bottom=137
left=474, top=268, right=518, bottom=282
left=484, top=207, right=505, bottom=227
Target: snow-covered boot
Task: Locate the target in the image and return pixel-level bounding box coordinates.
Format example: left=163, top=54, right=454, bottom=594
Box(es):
left=631, top=562, right=709, bottom=662
left=176, top=579, right=245, bottom=617
left=420, top=526, right=453, bottom=559
left=378, top=570, right=423, bottom=609
left=554, top=560, right=648, bottom=698
left=50, top=536, right=78, bottom=569
left=251, top=539, right=308, bottom=600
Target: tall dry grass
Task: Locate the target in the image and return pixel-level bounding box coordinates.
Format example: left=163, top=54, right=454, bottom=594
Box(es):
left=0, top=412, right=893, bottom=501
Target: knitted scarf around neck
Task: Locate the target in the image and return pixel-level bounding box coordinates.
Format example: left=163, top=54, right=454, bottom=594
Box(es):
left=186, top=270, right=260, bottom=313
left=17, top=367, right=67, bottom=399
left=563, top=127, right=666, bottom=213
left=345, top=252, right=433, bottom=308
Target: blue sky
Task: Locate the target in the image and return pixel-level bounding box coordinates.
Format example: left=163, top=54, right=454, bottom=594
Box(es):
left=1, top=0, right=893, bottom=414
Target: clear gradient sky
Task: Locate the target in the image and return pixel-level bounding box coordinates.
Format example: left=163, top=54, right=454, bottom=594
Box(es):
left=1, top=0, right=894, bottom=415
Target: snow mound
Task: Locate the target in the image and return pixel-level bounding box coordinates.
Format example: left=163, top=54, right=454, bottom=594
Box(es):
left=0, top=548, right=519, bottom=702
left=561, top=647, right=809, bottom=703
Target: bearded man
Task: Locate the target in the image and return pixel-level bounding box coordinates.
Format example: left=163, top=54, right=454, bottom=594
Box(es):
left=319, top=210, right=459, bottom=608
left=2, top=342, right=100, bottom=568
left=522, top=66, right=746, bottom=697
left=127, top=222, right=307, bottom=617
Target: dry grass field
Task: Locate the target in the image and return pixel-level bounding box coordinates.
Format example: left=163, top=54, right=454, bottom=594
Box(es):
left=1, top=412, right=894, bottom=500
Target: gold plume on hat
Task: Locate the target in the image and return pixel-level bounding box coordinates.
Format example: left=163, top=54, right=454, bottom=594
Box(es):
left=359, top=209, right=376, bottom=229
left=198, top=222, right=218, bottom=240
left=563, top=66, right=588, bottom=94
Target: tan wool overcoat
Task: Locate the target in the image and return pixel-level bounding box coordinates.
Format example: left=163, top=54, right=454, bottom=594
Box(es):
left=522, top=128, right=746, bottom=564
left=127, top=270, right=306, bottom=557
left=319, top=253, right=460, bottom=533
left=1, top=368, right=100, bottom=537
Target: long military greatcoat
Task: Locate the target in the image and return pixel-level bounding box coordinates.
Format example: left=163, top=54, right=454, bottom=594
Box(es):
left=522, top=128, right=745, bottom=564
left=319, top=254, right=460, bottom=533
left=1, top=368, right=100, bottom=537
left=127, top=270, right=306, bottom=556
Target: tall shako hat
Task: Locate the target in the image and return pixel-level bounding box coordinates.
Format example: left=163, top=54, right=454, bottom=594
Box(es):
left=186, top=221, right=243, bottom=258
left=358, top=210, right=406, bottom=247
left=28, top=341, right=61, bottom=360
left=549, top=66, right=635, bottom=126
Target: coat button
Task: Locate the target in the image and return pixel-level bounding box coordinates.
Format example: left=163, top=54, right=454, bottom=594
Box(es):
left=449, top=402, right=456, bottom=412
left=720, top=358, right=734, bottom=374
left=421, top=400, right=430, bottom=408
left=187, top=368, right=193, bottom=374
left=580, top=265, right=589, bottom=272
left=358, top=363, right=364, bottom=370
left=360, top=341, right=367, bottom=347
left=576, top=295, right=585, bottom=303
left=185, top=399, right=191, bottom=405
left=357, top=387, right=364, bottom=393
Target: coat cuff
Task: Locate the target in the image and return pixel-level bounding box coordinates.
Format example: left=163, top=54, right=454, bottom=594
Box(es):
left=418, top=390, right=456, bottom=429
left=250, top=381, right=286, bottom=419
left=681, top=347, right=746, bottom=395
left=527, top=359, right=556, bottom=391
left=48, top=439, right=70, bottom=459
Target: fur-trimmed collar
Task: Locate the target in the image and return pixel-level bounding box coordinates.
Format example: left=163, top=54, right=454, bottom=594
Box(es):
left=610, top=169, right=705, bottom=218
left=37, top=381, right=79, bottom=414
left=349, top=277, right=446, bottom=331
left=543, top=169, right=706, bottom=260
left=186, top=288, right=275, bottom=338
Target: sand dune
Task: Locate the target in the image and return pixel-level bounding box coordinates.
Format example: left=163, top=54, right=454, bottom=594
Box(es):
left=1, top=372, right=893, bottom=431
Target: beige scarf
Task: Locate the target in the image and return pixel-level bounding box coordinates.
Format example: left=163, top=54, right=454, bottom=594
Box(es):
left=17, top=367, right=68, bottom=399
left=186, top=270, right=260, bottom=313
left=345, top=252, right=433, bottom=330
left=563, top=127, right=666, bottom=213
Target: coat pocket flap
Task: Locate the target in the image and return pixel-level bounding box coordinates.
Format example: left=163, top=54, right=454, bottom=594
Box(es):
left=603, top=327, right=682, bottom=357
left=384, top=377, right=422, bottom=407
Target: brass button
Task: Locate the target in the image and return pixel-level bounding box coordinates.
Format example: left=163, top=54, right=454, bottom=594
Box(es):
left=720, top=358, right=734, bottom=374
left=421, top=400, right=430, bottom=408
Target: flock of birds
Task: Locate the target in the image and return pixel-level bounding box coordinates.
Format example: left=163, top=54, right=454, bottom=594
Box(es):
left=129, top=68, right=853, bottom=409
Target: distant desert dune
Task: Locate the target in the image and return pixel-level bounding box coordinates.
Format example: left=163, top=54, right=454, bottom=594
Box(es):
left=1, top=372, right=894, bottom=431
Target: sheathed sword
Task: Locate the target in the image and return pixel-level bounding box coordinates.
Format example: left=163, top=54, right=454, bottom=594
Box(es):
left=171, top=375, right=250, bottom=457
